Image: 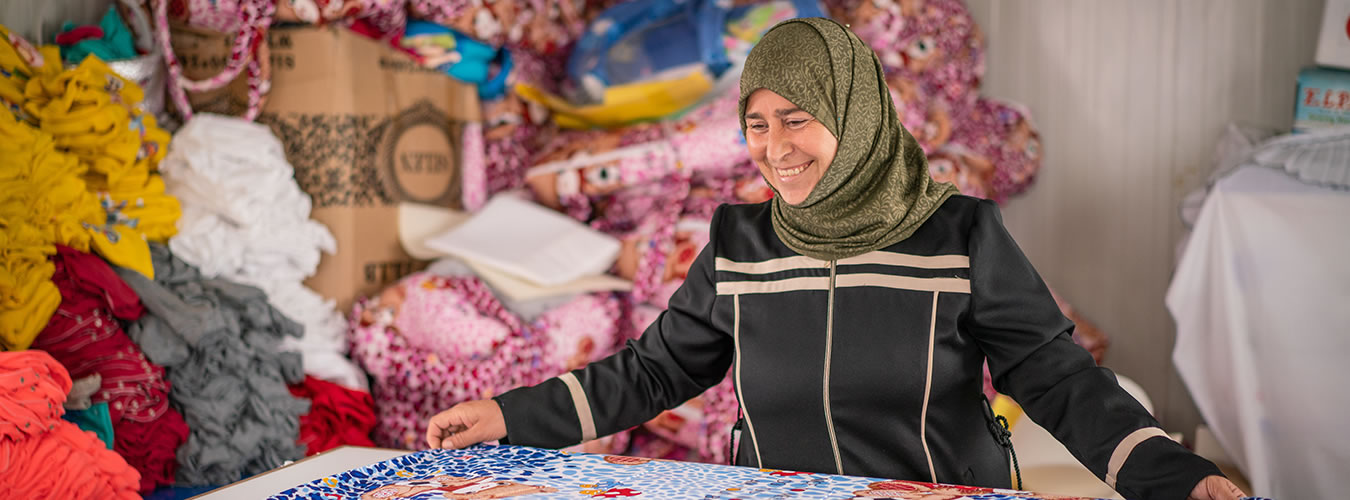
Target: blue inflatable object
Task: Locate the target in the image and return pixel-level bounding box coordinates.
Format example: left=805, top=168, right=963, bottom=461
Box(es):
left=567, top=0, right=826, bottom=103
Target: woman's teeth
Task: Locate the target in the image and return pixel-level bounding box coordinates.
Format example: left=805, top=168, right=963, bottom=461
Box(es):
left=777, top=162, right=808, bottom=177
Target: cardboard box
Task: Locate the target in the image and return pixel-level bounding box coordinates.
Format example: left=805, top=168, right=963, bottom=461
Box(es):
left=171, top=25, right=480, bottom=309
left=1294, top=66, right=1350, bottom=133
left=1317, top=0, right=1350, bottom=70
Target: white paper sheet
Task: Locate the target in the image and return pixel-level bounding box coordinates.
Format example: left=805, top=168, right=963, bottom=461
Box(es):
left=423, top=195, right=621, bottom=287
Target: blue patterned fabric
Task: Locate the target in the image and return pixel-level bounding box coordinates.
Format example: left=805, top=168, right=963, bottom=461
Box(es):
left=269, top=444, right=1117, bottom=499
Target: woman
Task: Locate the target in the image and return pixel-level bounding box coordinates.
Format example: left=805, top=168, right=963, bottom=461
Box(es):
left=426, top=18, right=1245, bottom=500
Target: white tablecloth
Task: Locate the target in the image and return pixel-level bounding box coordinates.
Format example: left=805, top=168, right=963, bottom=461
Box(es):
left=1167, top=165, right=1350, bottom=499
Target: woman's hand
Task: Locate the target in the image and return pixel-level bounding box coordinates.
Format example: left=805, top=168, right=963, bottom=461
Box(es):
left=425, top=399, right=507, bottom=450
left=1188, top=474, right=1246, bottom=500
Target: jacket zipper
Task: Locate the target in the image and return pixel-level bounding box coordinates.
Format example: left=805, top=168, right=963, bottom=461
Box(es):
left=824, top=260, right=843, bottom=474
left=732, top=294, right=763, bottom=467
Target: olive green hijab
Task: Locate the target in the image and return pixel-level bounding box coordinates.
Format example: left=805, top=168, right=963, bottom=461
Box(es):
left=739, top=17, right=957, bottom=260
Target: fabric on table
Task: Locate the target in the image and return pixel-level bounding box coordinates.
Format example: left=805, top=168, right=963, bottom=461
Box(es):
left=161, top=114, right=363, bottom=390
left=267, top=444, right=1122, bottom=500
left=32, top=245, right=188, bottom=492
left=0, top=350, right=141, bottom=500
left=115, top=243, right=309, bottom=486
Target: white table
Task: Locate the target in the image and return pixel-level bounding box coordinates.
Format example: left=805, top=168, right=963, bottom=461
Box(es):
left=1167, top=165, right=1350, bottom=500
left=190, top=446, right=409, bottom=499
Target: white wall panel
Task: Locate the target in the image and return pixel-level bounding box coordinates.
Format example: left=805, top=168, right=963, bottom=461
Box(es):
left=965, top=0, right=1323, bottom=441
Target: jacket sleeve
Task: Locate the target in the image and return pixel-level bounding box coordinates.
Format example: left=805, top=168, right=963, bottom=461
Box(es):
left=964, top=199, right=1221, bottom=500
left=493, top=206, right=734, bottom=449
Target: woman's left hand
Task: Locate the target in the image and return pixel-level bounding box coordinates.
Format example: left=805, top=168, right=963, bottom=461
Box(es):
left=1188, top=475, right=1246, bottom=500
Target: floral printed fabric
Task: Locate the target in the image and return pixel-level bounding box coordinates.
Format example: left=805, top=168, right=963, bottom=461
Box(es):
left=349, top=273, right=560, bottom=450
left=269, top=444, right=1117, bottom=500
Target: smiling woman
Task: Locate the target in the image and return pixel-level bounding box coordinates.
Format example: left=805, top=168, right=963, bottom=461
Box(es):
left=424, top=16, right=1243, bottom=500
left=743, top=90, right=837, bottom=205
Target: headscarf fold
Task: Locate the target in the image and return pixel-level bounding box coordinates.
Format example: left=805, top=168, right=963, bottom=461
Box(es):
left=739, top=17, right=957, bottom=260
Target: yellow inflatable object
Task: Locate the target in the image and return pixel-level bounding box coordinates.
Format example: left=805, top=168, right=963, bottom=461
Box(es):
left=515, top=69, right=714, bottom=130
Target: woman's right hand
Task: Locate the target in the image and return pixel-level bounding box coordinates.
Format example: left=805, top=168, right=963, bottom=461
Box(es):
left=425, top=399, right=507, bottom=450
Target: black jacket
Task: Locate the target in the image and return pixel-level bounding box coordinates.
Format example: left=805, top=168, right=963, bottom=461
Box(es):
left=495, top=196, right=1221, bottom=499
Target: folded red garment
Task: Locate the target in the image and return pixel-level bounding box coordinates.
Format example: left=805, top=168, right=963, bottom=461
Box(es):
left=31, top=246, right=188, bottom=492
left=289, top=375, right=377, bottom=455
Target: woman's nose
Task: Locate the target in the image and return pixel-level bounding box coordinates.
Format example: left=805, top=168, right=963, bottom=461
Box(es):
left=766, top=128, right=794, bottom=162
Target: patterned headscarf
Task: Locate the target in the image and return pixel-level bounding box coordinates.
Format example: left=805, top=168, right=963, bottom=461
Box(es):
left=739, top=17, right=957, bottom=260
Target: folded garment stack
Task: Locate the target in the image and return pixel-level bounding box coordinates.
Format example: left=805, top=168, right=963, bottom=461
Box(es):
left=32, top=246, right=189, bottom=492
left=161, top=114, right=365, bottom=391
left=0, top=350, right=141, bottom=500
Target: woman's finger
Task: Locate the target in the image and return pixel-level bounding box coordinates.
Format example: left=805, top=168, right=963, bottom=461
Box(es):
left=426, top=407, right=473, bottom=449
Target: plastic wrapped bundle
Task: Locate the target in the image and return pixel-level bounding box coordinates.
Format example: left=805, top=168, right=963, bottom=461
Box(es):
left=523, top=86, right=748, bottom=222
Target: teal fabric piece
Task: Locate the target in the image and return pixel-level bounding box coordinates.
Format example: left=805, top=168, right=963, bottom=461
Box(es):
left=62, top=402, right=116, bottom=450
left=59, top=6, right=138, bottom=65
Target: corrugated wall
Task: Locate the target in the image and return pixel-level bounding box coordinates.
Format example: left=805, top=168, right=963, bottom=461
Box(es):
left=965, top=0, right=1323, bottom=439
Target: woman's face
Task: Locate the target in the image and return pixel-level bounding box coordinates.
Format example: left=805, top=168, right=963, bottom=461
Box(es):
left=744, top=89, right=838, bottom=205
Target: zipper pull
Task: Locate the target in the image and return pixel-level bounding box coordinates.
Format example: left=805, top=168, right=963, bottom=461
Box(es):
left=729, top=417, right=744, bottom=465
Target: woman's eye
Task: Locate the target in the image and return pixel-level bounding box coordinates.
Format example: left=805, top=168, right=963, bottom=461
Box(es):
left=749, top=123, right=768, bottom=132
left=785, top=119, right=807, bottom=128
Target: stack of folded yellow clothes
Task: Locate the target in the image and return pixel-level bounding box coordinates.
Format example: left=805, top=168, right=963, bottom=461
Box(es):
left=0, top=25, right=181, bottom=350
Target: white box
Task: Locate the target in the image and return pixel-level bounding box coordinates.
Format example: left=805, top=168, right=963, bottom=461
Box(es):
left=1317, top=0, right=1350, bottom=70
